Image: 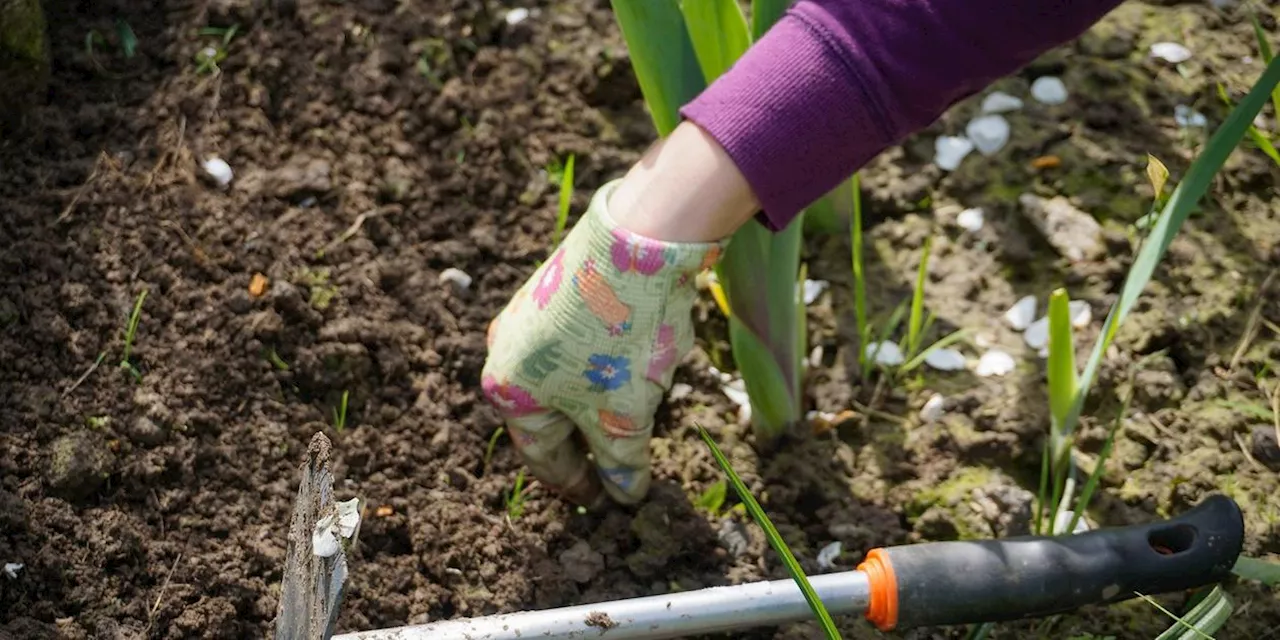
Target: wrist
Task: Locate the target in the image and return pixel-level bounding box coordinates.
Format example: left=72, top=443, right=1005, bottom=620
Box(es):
left=607, top=121, right=759, bottom=243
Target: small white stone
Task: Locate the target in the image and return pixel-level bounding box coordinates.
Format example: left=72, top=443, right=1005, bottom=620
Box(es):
left=1023, top=316, right=1050, bottom=350
left=1038, top=346, right=1050, bottom=359
left=966, top=115, right=1011, bottom=156
left=2, top=563, right=21, bottom=579
left=1151, top=42, right=1192, bottom=64
left=1175, top=104, right=1207, bottom=128
left=924, top=348, right=967, bottom=371
left=956, top=207, right=985, bottom=232
left=1068, top=300, right=1092, bottom=328
left=920, top=393, right=946, bottom=423
left=803, top=279, right=829, bottom=305
left=1004, top=295, right=1037, bottom=331
left=1030, top=77, right=1069, bottom=105
left=981, top=91, right=1024, bottom=114
left=817, top=541, right=843, bottom=571
left=505, top=7, right=530, bottom=25
left=975, top=350, right=1015, bottom=377
left=866, top=341, right=904, bottom=366
left=669, top=383, right=693, bottom=401
left=438, top=267, right=473, bottom=290
left=934, top=136, right=975, bottom=171
left=1053, top=509, right=1091, bottom=535
left=201, top=157, right=233, bottom=188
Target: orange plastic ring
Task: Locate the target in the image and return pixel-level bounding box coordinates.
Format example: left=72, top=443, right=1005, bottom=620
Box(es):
left=857, top=548, right=899, bottom=631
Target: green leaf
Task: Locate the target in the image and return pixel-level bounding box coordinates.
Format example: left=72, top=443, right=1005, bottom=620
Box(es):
left=850, top=173, right=871, bottom=377
left=116, top=20, right=137, bottom=58
left=750, top=0, right=791, bottom=40
left=1248, top=11, right=1280, bottom=119
left=1232, top=555, right=1280, bottom=586
left=679, top=0, right=751, bottom=82
left=1148, top=585, right=1232, bottom=640
left=905, top=236, right=932, bottom=358
left=1061, top=56, right=1280, bottom=442
left=694, top=479, right=728, bottom=516
left=728, top=316, right=797, bottom=436
left=1068, top=383, right=1132, bottom=534
left=552, top=154, right=575, bottom=247
left=1047, top=289, right=1078, bottom=457
left=609, top=0, right=706, bottom=136
left=697, top=426, right=841, bottom=639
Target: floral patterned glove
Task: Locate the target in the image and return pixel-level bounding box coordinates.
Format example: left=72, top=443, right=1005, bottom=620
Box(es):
left=481, top=179, right=725, bottom=507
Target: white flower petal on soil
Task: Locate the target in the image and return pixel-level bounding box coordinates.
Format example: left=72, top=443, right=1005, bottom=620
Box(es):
left=1004, top=295, right=1037, bottom=331
left=965, top=115, right=1011, bottom=156
left=920, top=393, right=946, bottom=423
left=1030, top=77, right=1069, bottom=105
left=201, top=157, right=233, bottom=188
left=803, top=279, right=829, bottom=305
left=2, top=563, right=22, bottom=579
left=1038, top=346, right=1050, bottom=359
left=975, top=350, right=1015, bottom=377
left=924, top=348, right=967, bottom=372
left=865, top=341, right=905, bottom=366
left=817, top=541, right=843, bottom=571
left=1174, top=104, right=1207, bottom=128
left=1023, top=316, right=1050, bottom=350
left=438, top=267, right=473, bottom=290
left=505, top=7, right=530, bottom=25
left=1068, top=300, right=1092, bottom=328
left=934, top=135, right=975, bottom=171
left=980, top=91, right=1024, bottom=114
left=957, top=207, right=985, bottom=232
left=1150, top=42, right=1192, bottom=64
left=669, top=383, right=693, bottom=401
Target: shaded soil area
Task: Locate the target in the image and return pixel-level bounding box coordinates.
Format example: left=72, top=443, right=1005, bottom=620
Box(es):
left=0, top=1, right=1278, bottom=639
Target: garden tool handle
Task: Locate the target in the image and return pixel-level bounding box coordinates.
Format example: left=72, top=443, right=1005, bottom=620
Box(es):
left=858, top=494, right=1245, bottom=631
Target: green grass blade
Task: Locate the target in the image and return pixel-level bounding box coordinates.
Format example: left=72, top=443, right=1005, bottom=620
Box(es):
left=1034, top=437, right=1051, bottom=536
left=609, top=0, right=705, bottom=136
left=729, top=317, right=797, bottom=437
left=552, top=154, right=575, bottom=247
left=850, top=173, right=870, bottom=376
left=697, top=425, right=841, bottom=639
left=1249, top=11, right=1280, bottom=118
left=1047, top=289, right=1078, bottom=458
left=1149, top=586, right=1232, bottom=640
left=679, top=0, right=751, bottom=82
left=750, top=0, right=791, bottom=40
left=1232, top=555, right=1280, bottom=585
left=906, top=237, right=932, bottom=357
left=1062, top=56, right=1280, bottom=441
left=1068, top=383, right=1132, bottom=533
left=1217, top=82, right=1280, bottom=167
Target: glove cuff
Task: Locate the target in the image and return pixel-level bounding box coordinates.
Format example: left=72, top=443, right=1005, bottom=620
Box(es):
left=579, top=179, right=729, bottom=278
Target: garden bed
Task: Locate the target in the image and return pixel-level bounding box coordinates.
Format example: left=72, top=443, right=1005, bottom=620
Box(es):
left=1, top=1, right=1278, bottom=638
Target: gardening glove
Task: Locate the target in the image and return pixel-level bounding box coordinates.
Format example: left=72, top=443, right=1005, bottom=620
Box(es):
left=481, top=179, right=726, bottom=507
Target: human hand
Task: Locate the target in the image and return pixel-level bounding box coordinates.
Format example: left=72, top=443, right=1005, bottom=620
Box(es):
left=481, top=178, right=726, bottom=508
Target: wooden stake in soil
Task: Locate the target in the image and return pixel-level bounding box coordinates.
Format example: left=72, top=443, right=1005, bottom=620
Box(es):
left=274, top=433, right=354, bottom=640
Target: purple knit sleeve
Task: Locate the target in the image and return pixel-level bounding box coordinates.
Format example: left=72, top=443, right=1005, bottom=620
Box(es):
left=679, top=0, right=1124, bottom=231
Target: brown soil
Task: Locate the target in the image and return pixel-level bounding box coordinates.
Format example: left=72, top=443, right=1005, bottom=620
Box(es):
left=1, top=1, right=1278, bottom=639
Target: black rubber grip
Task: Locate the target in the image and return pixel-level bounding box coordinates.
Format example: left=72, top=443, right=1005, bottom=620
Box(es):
left=883, top=494, right=1244, bottom=629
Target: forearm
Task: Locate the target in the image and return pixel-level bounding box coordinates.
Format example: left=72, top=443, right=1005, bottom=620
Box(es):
left=675, top=0, right=1126, bottom=232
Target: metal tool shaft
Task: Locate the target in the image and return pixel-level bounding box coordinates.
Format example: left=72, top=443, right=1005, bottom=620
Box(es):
left=333, top=570, right=870, bottom=640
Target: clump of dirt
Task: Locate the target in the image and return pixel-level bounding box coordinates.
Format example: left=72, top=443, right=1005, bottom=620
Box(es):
left=0, top=0, right=1277, bottom=639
